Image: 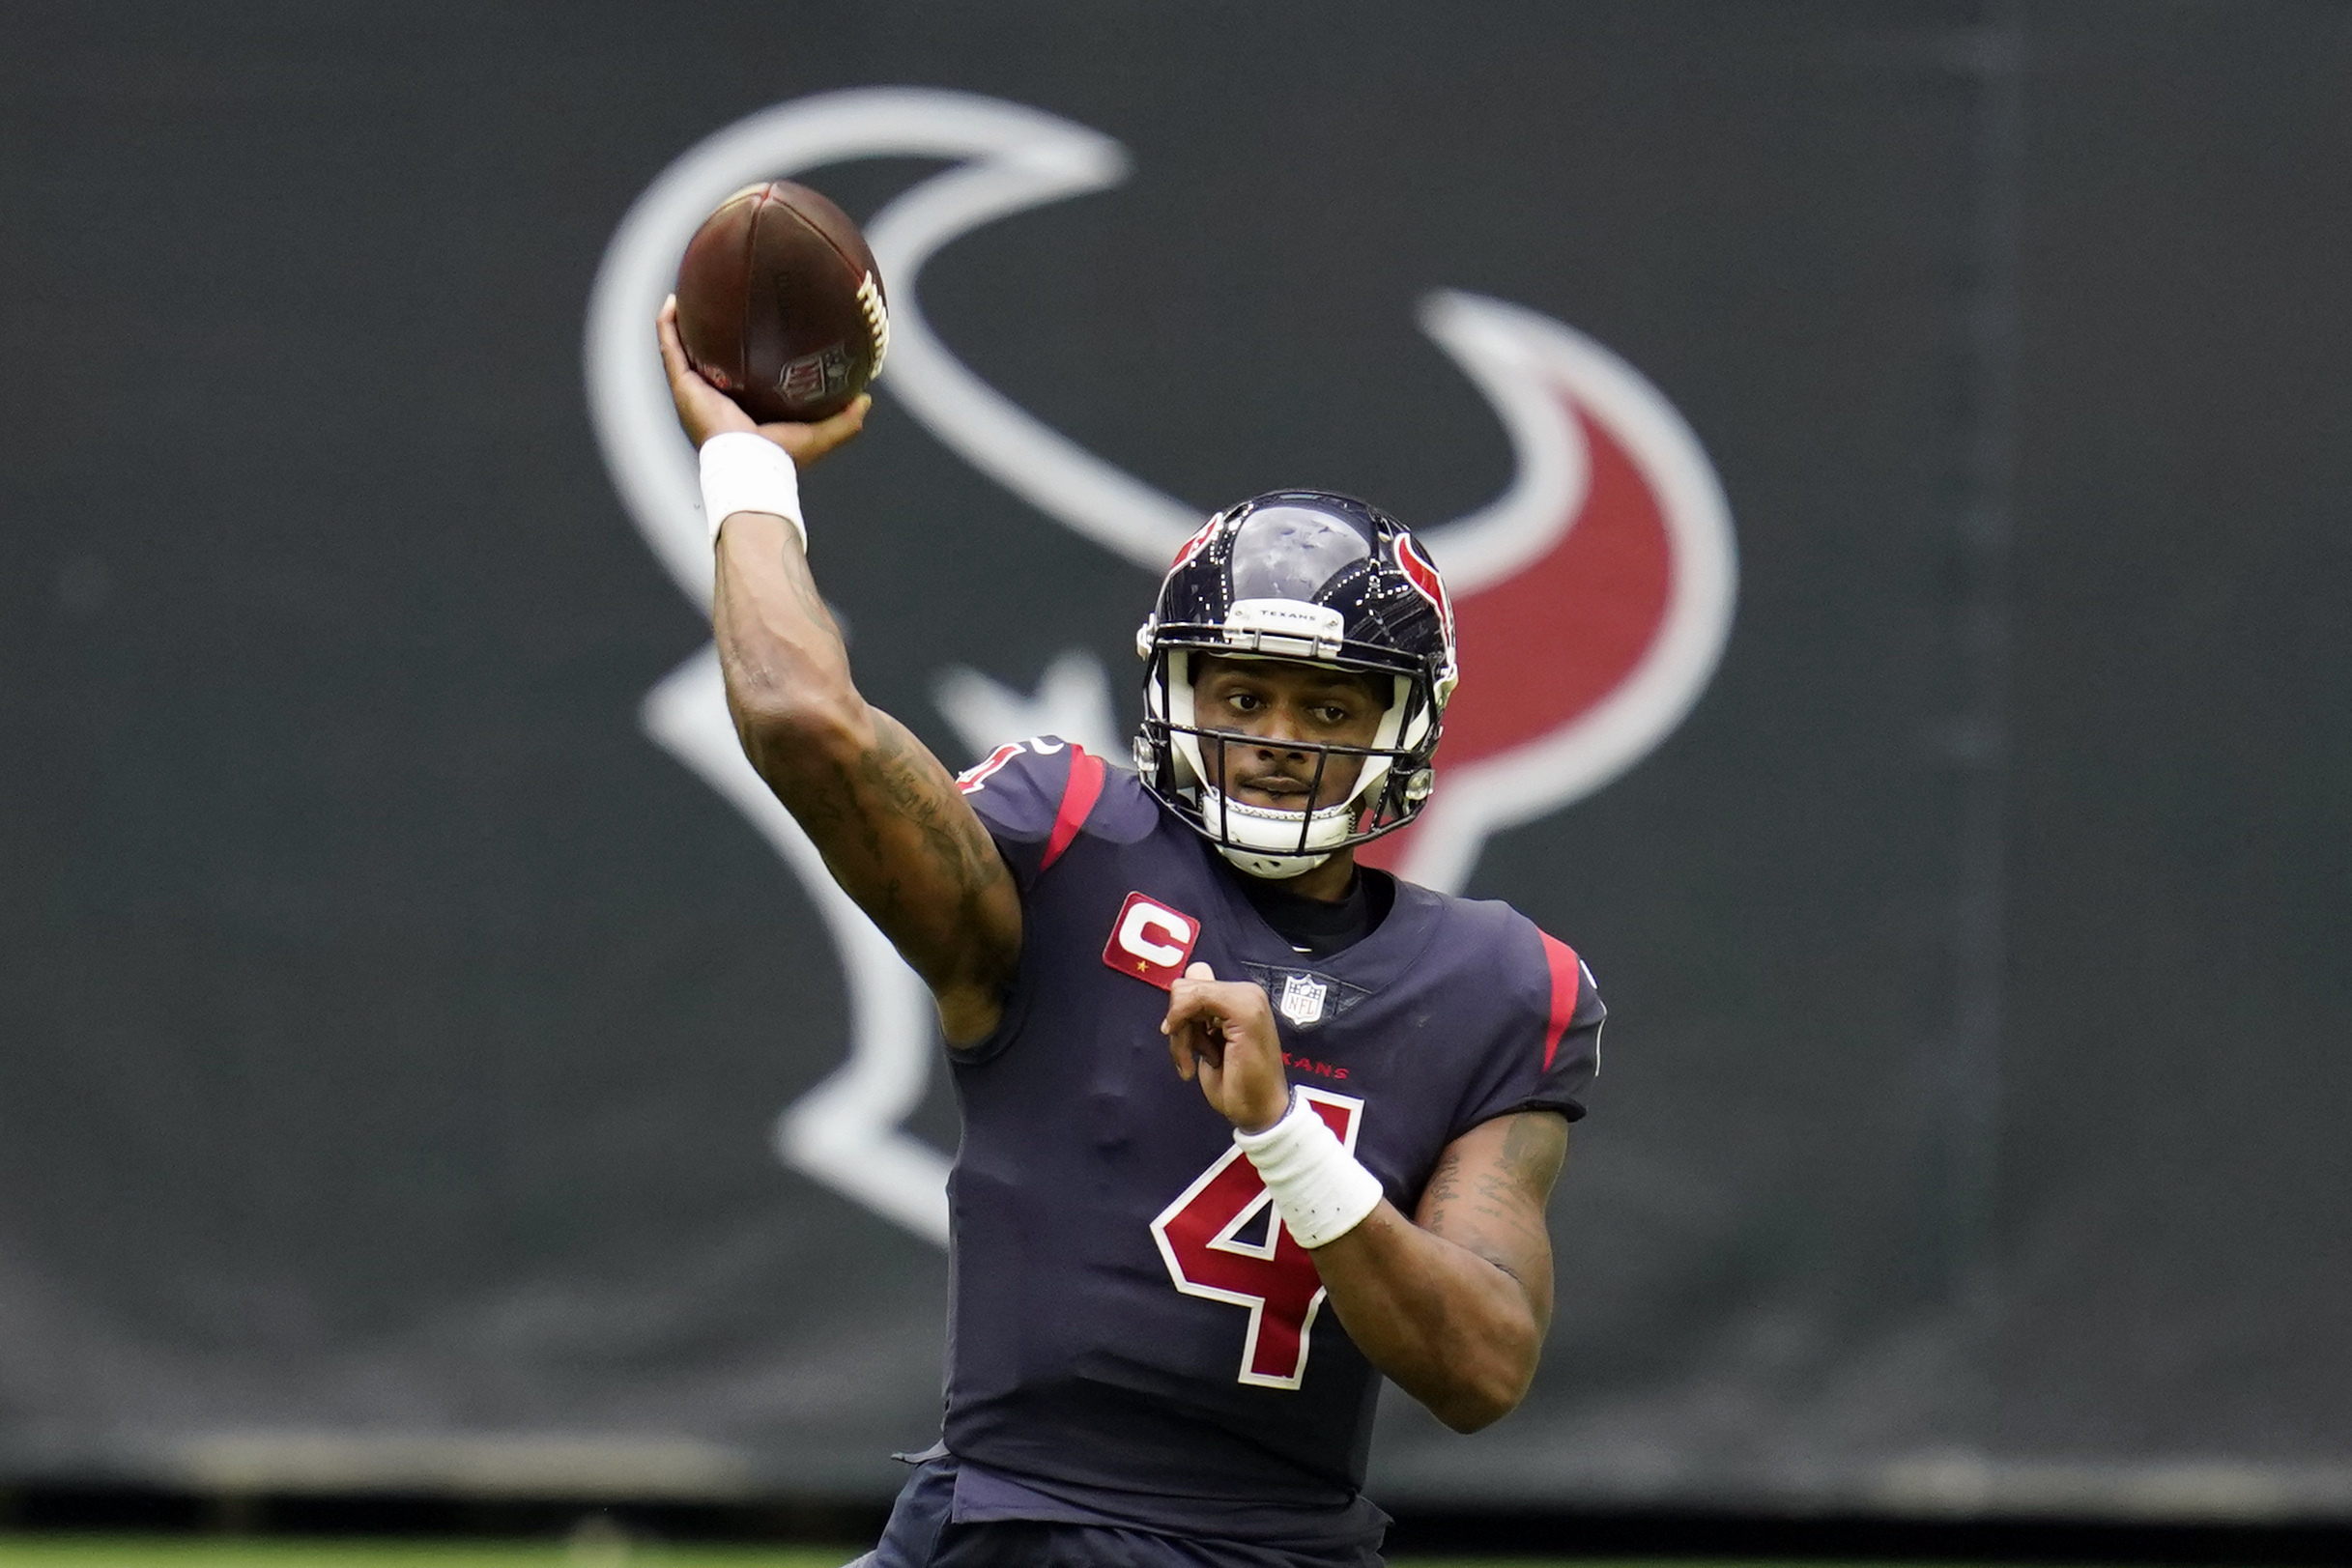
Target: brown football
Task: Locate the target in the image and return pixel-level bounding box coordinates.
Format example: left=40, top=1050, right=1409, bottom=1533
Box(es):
left=674, top=181, right=889, bottom=423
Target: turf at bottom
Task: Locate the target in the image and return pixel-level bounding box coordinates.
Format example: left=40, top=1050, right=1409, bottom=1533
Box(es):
left=0, top=1547, right=854, bottom=1567
left=0, top=1543, right=1712, bottom=1568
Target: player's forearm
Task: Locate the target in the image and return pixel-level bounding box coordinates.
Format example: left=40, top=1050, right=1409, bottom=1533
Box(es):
left=1311, top=1204, right=1544, bottom=1432
left=711, top=512, right=871, bottom=783
left=709, top=512, right=1020, bottom=1037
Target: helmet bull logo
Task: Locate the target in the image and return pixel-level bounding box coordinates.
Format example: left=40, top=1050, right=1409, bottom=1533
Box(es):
left=586, top=90, right=1737, bottom=1244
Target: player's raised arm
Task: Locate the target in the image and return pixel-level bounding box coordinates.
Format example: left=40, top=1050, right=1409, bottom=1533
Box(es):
left=656, top=299, right=1021, bottom=1044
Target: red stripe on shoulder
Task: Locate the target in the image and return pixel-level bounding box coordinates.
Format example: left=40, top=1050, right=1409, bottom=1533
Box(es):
left=1041, top=746, right=1106, bottom=871
left=1536, top=931, right=1582, bottom=1072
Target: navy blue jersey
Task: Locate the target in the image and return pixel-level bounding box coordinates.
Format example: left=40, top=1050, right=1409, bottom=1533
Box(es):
left=940, top=738, right=1603, bottom=1532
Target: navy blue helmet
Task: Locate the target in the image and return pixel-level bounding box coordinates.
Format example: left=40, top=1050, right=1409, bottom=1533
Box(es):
left=1134, top=491, right=1460, bottom=878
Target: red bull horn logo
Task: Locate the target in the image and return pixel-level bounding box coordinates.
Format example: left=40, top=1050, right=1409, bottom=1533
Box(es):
left=586, top=89, right=1736, bottom=1243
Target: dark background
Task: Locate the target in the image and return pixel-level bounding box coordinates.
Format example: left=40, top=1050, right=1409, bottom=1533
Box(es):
left=2, top=0, right=2346, bottom=1523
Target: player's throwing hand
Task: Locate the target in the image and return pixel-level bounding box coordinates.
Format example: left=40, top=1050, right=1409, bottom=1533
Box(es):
left=1163, top=962, right=1292, bottom=1134
left=655, top=295, right=870, bottom=464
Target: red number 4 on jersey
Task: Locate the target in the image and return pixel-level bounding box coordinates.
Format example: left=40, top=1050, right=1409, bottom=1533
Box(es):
left=1150, top=1089, right=1365, bottom=1389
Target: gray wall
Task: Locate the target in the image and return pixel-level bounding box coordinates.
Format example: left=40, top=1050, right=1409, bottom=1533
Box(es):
left=2, top=0, right=2345, bottom=1520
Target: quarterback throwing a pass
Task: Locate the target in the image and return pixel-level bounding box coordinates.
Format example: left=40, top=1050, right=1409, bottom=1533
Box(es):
left=657, top=299, right=1604, bottom=1568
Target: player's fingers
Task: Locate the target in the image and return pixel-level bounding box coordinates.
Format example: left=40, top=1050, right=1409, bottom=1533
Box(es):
left=1194, top=1047, right=1225, bottom=1103
left=1171, top=1020, right=1225, bottom=1082
left=1166, top=1018, right=1196, bottom=1080
left=1172, top=970, right=1243, bottom=1010
left=777, top=395, right=871, bottom=467
left=1177, top=981, right=1264, bottom=1041
left=654, top=300, right=726, bottom=419
left=1222, top=983, right=1279, bottom=1029
left=790, top=402, right=866, bottom=447
left=1161, top=979, right=1210, bottom=1034
left=1164, top=999, right=1237, bottom=1059
left=1213, top=979, right=1267, bottom=1017
left=654, top=296, right=689, bottom=374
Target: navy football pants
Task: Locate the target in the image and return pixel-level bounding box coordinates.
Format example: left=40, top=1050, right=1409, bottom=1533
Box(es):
left=854, top=1457, right=1382, bottom=1568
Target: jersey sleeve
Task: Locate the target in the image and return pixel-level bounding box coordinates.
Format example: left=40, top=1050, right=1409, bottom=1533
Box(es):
left=1448, top=919, right=1606, bottom=1135
left=955, top=737, right=1108, bottom=894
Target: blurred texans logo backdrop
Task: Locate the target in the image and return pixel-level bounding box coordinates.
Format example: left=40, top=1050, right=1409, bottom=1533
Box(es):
left=584, top=89, right=1736, bottom=1245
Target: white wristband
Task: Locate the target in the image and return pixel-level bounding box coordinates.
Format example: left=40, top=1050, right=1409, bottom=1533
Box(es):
left=1234, top=1091, right=1384, bottom=1250
left=699, top=432, right=805, bottom=551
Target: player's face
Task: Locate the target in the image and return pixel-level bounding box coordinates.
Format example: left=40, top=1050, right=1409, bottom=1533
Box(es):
left=1190, top=655, right=1390, bottom=813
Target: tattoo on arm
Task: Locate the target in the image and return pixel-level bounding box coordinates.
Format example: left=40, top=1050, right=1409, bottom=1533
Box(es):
left=715, top=520, right=1019, bottom=1020
left=816, top=715, right=1015, bottom=990
left=1420, top=1113, right=1568, bottom=1296
left=856, top=720, right=1005, bottom=899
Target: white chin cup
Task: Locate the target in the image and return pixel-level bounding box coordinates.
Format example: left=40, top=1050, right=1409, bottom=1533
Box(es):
left=1200, top=786, right=1351, bottom=879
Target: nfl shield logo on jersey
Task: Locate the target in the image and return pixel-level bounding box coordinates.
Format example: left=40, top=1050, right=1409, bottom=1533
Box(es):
left=1277, top=973, right=1329, bottom=1027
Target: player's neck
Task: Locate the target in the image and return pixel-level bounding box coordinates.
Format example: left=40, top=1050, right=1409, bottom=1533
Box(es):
left=1259, top=849, right=1358, bottom=904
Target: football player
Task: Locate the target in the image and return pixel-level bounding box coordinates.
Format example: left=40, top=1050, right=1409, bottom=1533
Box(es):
left=656, top=299, right=1603, bottom=1568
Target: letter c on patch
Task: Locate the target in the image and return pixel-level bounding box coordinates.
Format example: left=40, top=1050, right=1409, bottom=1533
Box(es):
left=1120, top=903, right=1190, bottom=966
left=1102, top=892, right=1201, bottom=989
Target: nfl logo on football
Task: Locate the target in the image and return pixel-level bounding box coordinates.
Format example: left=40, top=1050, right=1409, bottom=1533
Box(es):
left=779, top=341, right=851, bottom=406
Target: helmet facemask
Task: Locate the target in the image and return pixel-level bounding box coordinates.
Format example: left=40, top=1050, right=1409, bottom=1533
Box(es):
left=1133, top=492, right=1456, bottom=880
left=1138, top=645, right=1441, bottom=880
